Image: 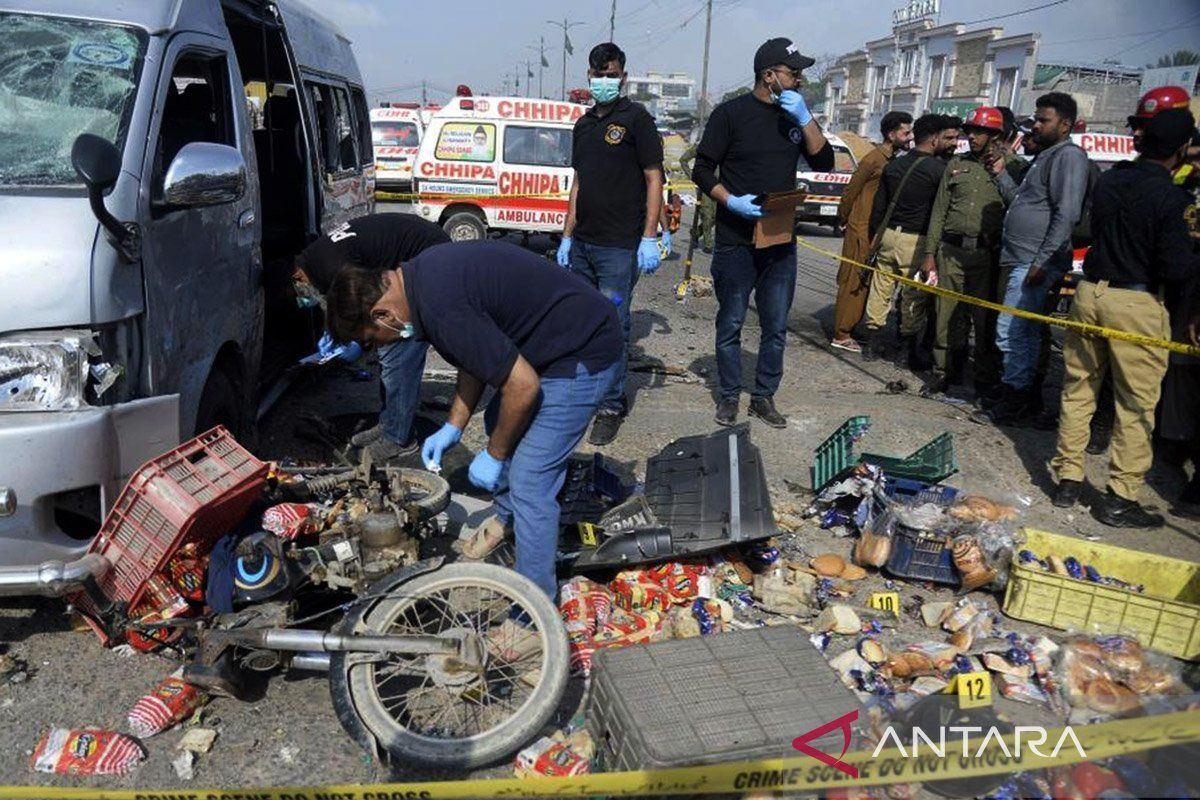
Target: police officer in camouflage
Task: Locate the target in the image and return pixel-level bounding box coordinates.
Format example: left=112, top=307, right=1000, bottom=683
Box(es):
left=921, top=107, right=1014, bottom=395
left=679, top=142, right=716, bottom=253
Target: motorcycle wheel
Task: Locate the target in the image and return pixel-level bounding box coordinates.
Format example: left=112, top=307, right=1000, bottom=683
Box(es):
left=329, top=562, right=568, bottom=768
left=388, top=467, right=451, bottom=520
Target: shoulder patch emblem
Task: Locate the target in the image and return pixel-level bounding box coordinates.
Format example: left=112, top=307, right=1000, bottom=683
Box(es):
left=788, top=127, right=803, bottom=144
left=605, top=123, right=627, bottom=145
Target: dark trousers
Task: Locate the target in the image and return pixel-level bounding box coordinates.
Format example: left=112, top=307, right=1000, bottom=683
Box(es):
left=711, top=241, right=797, bottom=400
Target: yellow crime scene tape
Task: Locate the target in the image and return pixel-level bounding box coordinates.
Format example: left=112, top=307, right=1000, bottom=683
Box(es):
left=372, top=182, right=1198, bottom=357
left=1, top=710, right=1197, bottom=800
left=793, top=236, right=1200, bottom=358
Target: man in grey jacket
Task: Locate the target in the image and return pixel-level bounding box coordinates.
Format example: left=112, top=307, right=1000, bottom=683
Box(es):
left=985, top=92, right=1089, bottom=424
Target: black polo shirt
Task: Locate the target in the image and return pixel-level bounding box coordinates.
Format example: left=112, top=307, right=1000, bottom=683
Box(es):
left=297, top=213, right=449, bottom=294
left=868, top=151, right=948, bottom=238
left=692, top=91, right=835, bottom=246
left=571, top=97, right=663, bottom=249
left=401, top=241, right=622, bottom=387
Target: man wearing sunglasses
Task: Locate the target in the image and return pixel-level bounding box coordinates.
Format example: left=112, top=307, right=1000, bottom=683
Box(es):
left=692, top=37, right=833, bottom=429
left=293, top=213, right=450, bottom=460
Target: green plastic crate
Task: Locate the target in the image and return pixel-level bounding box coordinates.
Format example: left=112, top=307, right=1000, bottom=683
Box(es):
left=810, top=415, right=870, bottom=491
left=810, top=417, right=957, bottom=491
left=860, top=431, right=958, bottom=483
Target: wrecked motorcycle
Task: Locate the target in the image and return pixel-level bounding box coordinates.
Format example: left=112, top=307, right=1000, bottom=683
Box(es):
left=186, top=465, right=569, bottom=768
left=1, top=429, right=567, bottom=768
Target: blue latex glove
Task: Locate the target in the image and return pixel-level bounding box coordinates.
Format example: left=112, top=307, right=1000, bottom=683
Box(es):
left=421, top=422, right=462, bottom=471
left=318, top=332, right=335, bottom=357
left=779, top=89, right=812, bottom=126
left=661, top=229, right=672, bottom=254
left=727, top=194, right=765, bottom=220
left=556, top=236, right=572, bottom=268
left=300, top=333, right=363, bottom=365
left=468, top=449, right=510, bottom=493
left=636, top=236, right=661, bottom=275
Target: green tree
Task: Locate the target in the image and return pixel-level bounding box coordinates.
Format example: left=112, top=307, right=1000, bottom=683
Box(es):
left=720, top=86, right=751, bottom=104
left=1151, top=49, right=1200, bottom=67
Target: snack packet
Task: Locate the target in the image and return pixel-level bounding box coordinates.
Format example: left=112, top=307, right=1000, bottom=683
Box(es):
left=32, top=728, right=146, bottom=775
left=128, top=668, right=209, bottom=737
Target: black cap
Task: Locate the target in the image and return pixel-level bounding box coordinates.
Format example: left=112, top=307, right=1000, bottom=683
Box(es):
left=1142, top=108, right=1197, bottom=156
left=754, top=37, right=815, bottom=73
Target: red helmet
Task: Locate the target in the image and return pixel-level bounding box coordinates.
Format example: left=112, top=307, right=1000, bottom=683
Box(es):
left=963, top=106, right=1004, bottom=133
left=1129, top=85, right=1191, bottom=127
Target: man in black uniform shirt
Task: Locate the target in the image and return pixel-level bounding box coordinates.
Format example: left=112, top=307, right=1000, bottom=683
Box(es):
left=692, top=37, right=833, bottom=428
left=864, top=114, right=959, bottom=369
left=294, top=213, right=449, bottom=459
left=559, top=41, right=665, bottom=446
left=1049, top=108, right=1200, bottom=528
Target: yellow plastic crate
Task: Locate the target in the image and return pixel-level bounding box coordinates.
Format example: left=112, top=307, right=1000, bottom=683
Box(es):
left=1003, top=529, right=1200, bottom=661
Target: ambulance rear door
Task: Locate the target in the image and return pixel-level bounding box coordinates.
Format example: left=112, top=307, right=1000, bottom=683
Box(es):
left=493, top=119, right=574, bottom=235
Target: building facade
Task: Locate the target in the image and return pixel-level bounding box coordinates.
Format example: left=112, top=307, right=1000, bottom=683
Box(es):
left=625, top=71, right=696, bottom=114
left=825, top=12, right=1039, bottom=139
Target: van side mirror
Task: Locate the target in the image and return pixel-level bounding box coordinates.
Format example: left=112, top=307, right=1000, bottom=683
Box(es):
left=71, top=133, right=139, bottom=262
left=162, top=142, right=246, bottom=207
left=71, top=133, right=121, bottom=188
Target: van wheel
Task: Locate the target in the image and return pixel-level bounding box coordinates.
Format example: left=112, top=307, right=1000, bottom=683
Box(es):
left=443, top=211, right=487, bottom=242
left=195, top=366, right=249, bottom=441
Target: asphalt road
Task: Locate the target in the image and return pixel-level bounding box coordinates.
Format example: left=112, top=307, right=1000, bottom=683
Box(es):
left=1, top=205, right=1196, bottom=791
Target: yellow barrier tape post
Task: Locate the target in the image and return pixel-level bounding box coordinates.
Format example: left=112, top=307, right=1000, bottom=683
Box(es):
left=794, top=236, right=1200, bottom=358
left=1, top=710, right=1197, bottom=800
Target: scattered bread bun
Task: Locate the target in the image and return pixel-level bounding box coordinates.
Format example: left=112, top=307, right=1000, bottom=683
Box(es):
left=948, top=495, right=1018, bottom=522
left=839, top=563, right=867, bottom=581
left=1085, top=678, right=1140, bottom=715
left=812, top=553, right=847, bottom=577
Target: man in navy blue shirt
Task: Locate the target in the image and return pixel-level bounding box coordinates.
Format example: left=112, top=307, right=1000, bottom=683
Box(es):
left=326, top=241, right=622, bottom=601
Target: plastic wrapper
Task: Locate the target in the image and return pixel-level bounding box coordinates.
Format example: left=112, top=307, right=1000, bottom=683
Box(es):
left=805, top=464, right=884, bottom=534
left=1058, top=634, right=1182, bottom=716
left=513, top=735, right=589, bottom=777
left=166, top=544, right=207, bottom=603
left=32, top=728, right=146, bottom=775
left=1015, top=548, right=1145, bottom=593
left=854, top=508, right=895, bottom=568
left=127, top=669, right=208, bottom=737
left=261, top=502, right=320, bottom=540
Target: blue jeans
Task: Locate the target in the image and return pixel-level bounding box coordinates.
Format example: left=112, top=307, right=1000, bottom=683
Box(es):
left=378, top=340, right=429, bottom=445
left=995, top=262, right=1051, bottom=390
left=484, top=360, right=620, bottom=599
left=711, top=242, right=797, bottom=400
left=568, top=240, right=638, bottom=415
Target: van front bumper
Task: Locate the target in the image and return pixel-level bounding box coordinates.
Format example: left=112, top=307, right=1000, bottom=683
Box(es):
left=0, top=396, right=178, bottom=570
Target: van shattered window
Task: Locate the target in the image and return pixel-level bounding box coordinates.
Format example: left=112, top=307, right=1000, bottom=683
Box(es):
left=0, top=13, right=145, bottom=186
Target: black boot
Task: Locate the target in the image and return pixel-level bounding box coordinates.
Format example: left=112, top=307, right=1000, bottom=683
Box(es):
left=986, top=385, right=1035, bottom=425
left=900, top=335, right=934, bottom=372
left=862, top=328, right=886, bottom=362
left=1085, top=424, right=1112, bottom=455
left=1052, top=479, right=1082, bottom=508
left=1096, top=489, right=1164, bottom=529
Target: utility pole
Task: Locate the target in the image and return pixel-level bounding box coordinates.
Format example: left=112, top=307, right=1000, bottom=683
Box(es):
left=515, top=62, right=521, bottom=96
left=528, top=39, right=548, bottom=98
left=696, top=0, right=714, bottom=125
left=524, top=60, right=535, bottom=98
left=421, top=79, right=427, bottom=105
left=609, top=0, right=616, bottom=40
left=547, top=17, right=584, bottom=100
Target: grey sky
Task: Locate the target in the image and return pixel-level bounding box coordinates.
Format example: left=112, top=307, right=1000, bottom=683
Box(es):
left=317, top=0, right=1200, bottom=103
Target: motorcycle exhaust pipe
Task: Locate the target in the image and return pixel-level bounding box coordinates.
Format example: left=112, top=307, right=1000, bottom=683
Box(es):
left=0, top=553, right=111, bottom=597
left=291, top=652, right=331, bottom=672
left=258, top=629, right=457, bottom=655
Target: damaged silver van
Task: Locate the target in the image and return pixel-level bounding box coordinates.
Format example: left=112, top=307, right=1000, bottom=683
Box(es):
left=0, top=0, right=374, bottom=591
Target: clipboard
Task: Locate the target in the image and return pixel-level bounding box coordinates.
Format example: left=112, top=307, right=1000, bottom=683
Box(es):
left=752, top=188, right=807, bottom=248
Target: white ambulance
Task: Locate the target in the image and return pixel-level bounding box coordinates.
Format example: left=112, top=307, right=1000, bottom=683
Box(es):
left=412, top=95, right=587, bottom=240
left=370, top=103, right=425, bottom=190
left=795, top=132, right=859, bottom=231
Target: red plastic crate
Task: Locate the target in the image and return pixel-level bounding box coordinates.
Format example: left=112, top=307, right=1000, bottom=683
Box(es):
left=72, top=426, right=267, bottom=628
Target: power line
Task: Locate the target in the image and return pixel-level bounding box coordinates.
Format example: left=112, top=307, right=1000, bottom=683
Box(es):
left=1041, top=21, right=1200, bottom=48
left=961, top=0, right=1069, bottom=25
left=1105, top=10, right=1200, bottom=59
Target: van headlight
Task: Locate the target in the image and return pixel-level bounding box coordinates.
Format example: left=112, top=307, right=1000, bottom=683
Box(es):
left=0, top=331, right=95, bottom=411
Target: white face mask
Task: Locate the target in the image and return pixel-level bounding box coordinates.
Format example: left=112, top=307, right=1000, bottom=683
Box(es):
left=375, top=317, right=415, bottom=340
